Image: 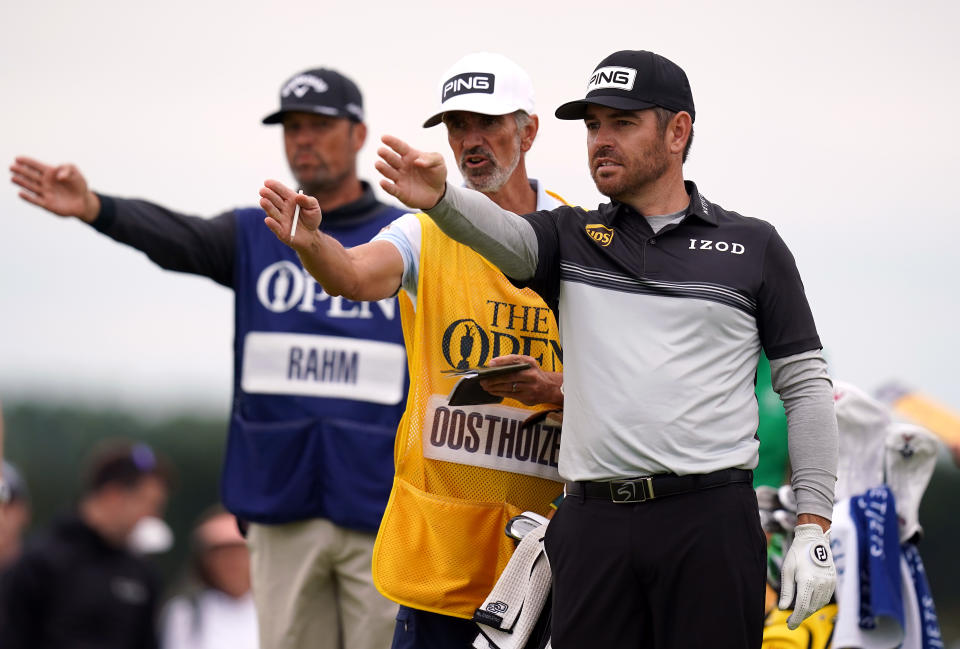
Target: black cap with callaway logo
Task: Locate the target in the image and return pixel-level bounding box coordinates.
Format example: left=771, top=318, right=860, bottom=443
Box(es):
left=555, top=50, right=695, bottom=123
left=262, top=68, right=365, bottom=124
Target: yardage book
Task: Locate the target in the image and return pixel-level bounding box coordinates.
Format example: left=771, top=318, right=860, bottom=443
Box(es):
left=442, top=362, right=531, bottom=406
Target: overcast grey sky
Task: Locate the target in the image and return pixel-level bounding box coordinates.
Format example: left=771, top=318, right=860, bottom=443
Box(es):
left=1, top=0, right=958, bottom=415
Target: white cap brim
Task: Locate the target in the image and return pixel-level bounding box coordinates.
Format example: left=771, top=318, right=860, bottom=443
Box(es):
left=423, top=93, right=532, bottom=127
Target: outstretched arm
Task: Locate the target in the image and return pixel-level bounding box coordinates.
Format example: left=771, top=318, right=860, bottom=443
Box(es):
left=376, top=135, right=540, bottom=280
left=10, top=156, right=100, bottom=222
left=12, top=155, right=236, bottom=286
left=260, top=179, right=404, bottom=301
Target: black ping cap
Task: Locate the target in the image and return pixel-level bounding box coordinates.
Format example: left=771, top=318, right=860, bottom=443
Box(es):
left=555, top=50, right=695, bottom=122
left=262, top=68, right=364, bottom=124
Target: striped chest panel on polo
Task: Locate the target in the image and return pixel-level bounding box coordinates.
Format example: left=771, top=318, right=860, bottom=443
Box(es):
left=519, top=181, right=820, bottom=480
left=557, top=196, right=766, bottom=315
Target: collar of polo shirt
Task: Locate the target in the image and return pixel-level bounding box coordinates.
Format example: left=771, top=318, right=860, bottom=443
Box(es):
left=596, top=181, right=719, bottom=226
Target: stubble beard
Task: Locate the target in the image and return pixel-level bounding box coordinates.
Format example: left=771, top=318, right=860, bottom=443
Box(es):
left=460, top=137, right=522, bottom=194
left=591, top=140, right=670, bottom=201
left=294, top=157, right=351, bottom=197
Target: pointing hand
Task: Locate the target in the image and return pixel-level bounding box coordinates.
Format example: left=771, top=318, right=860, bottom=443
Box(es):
left=10, top=156, right=100, bottom=223
left=375, top=135, right=447, bottom=210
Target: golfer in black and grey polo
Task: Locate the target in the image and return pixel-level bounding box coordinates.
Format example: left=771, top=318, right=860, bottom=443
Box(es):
left=375, top=49, right=839, bottom=649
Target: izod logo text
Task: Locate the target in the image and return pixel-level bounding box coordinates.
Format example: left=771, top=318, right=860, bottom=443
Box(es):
left=688, top=239, right=745, bottom=255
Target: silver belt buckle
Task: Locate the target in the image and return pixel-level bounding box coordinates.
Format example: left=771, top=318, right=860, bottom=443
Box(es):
left=609, top=477, right=655, bottom=503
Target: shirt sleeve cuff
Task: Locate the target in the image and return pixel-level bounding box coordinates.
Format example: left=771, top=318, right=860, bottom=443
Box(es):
left=91, top=193, right=116, bottom=232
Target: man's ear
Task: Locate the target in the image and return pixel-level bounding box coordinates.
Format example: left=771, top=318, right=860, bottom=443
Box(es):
left=667, top=111, right=692, bottom=156
left=351, top=121, right=368, bottom=152
left=520, top=114, right=539, bottom=153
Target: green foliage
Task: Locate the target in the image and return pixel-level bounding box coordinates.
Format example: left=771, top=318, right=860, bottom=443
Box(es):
left=917, top=458, right=960, bottom=640
left=4, top=401, right=228, bottom=590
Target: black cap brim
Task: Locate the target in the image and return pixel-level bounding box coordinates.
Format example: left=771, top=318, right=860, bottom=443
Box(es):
left=262, top=104, right=360, bottom=125
left=554, top=95, right=658, bottom=120
left=422, top=112, right=445, bottom=128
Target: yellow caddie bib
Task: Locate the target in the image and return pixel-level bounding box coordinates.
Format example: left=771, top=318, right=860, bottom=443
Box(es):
left=372, top=211, right=565, bottom=618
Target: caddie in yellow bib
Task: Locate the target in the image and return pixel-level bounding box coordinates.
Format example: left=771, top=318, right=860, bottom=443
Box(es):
left=372, top=212, right=565, bottom=618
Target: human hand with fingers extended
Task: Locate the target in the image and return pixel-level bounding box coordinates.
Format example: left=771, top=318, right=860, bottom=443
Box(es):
left=375, top=135, right=448, bottom=210
left=778, top=522, right=836, bottom=629
left=9, top=156, right=101, bottom=223
left=479, top=355, right=563, bottom=407
left=259, top=179, right=323, bottom=248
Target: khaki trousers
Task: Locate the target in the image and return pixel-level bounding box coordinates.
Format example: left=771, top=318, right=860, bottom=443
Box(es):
left=248, top=519, right=397, bottom=649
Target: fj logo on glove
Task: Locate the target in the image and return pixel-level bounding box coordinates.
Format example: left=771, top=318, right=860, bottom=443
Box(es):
left=779, top=523, right=837, bottom=630
left=810, top=544, right=831, bottom=566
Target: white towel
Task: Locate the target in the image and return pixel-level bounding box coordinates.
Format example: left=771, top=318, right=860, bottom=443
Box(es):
left=473, top=520, right=552, bottom=649
left=884, top=423, right=940, bottom=543
left=834, top=381, right=891, bottom=502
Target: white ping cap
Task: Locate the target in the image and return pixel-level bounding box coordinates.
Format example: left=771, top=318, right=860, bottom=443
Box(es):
left=423, top=52, right=535, bottom=128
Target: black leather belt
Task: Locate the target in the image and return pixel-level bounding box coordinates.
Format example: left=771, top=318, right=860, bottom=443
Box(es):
left=565, top=468, right=753, bottom=504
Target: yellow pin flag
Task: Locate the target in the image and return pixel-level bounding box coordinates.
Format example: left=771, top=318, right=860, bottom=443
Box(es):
left=876, top=383, right=960, bottom=445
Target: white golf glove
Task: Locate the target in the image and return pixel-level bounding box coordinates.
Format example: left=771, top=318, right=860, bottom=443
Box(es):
left=778, top=523, right=836, bottom=630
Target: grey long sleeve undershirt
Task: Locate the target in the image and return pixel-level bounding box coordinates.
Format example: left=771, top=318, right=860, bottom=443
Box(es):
left=770, top=350, right=839, bottom=520
left=427, top=184, right=539, bottom=280
left=427, top=183, right=839, bottom=521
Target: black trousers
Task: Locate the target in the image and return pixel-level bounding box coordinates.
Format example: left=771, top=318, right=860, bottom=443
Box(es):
left=544, top=482, right=766, bottom=649
left=391, top=603, right=551, bottom=649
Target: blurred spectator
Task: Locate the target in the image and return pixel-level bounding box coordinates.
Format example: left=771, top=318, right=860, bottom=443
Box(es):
left=0, top=440, right=171, bottom=649
left=161, top=506, right=257, bottom=649
left=0, top=461, right=31, bottom=570
left=0, top=399, right=10, bottom=557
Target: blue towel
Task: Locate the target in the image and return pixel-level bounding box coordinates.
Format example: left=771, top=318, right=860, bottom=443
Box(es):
left=902, top=543, right=944, bottom=649
left=851, top=486, right=903, bottom=631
